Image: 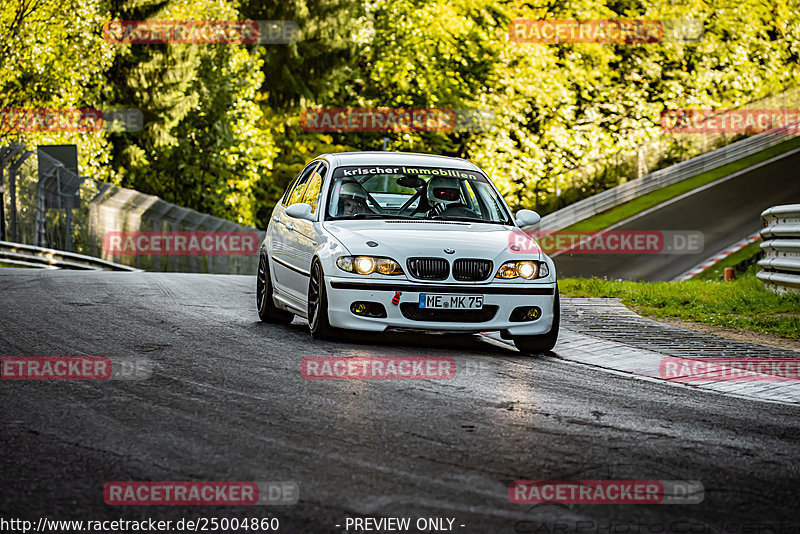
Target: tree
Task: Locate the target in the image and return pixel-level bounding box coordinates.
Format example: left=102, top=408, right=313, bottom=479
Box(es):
left=0, top=0, right=115, bottom=180
left=104, top=0, right=273, bottom=225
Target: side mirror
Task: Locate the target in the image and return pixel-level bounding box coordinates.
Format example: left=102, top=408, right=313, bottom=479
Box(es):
left=515, top=209, right=541, bottom=227
left=285, top=203, right=315, bottom=221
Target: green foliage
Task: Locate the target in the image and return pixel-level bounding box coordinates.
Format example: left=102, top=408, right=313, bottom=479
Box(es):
left=3, top=0, right=798, bottom=227
left=257, top=0, right=800, bottom=219
left=102, top=0, right=275, bottom=225
left=0, top=0, right=116, bottom=181
left=0, top=0, right=114, bottom=114
left=239, top=0, right=367, bottom=108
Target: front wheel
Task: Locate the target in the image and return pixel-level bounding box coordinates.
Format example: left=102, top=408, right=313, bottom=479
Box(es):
left=308, top=259, right=337, bottom=340
left=257, top=253, right=294, bottom=324
left=512, top=290, right=560, bottom=354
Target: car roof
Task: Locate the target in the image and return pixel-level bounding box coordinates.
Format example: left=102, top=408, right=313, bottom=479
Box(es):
left=318, top=151, right=481, bottom=171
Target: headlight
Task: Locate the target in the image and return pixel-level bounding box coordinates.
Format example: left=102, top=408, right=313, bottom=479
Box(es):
left=539, top=262, right=549, bottom=278
left=355, top=256, right=375, bottom=275
left=336, top=256, right=404, bottom=275
left=495, top=260, right=548, bottom=280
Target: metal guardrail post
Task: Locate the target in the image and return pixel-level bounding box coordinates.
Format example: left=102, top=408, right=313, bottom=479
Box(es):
left=206, top=218, right=228, bottom=274
left=147, top=200, right=173, bottom=272
left=34, top=174, right=46, bottom=247
left=168, top=206, right=190, bottom=272
left=758, top=204, right=800, bottom=293
left=0, top=166, right=4, bottom=241
left=1, top=145, right=31, bottom=243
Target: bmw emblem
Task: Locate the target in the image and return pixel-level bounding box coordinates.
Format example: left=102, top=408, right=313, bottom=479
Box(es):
left=444, top=248, right=455, bottom=254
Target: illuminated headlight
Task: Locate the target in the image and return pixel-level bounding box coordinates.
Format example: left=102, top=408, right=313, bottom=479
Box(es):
left=336, top=256, right=404, bottom=275
left=517, top=261, right=536, bottom=279
left=355, top=256, right=375, bottom=275
left=495, top=261, right=547, bottom=280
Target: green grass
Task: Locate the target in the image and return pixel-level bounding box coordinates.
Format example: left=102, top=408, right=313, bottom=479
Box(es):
left=565, top=136, right=800, bottom=232
left=560, top=272, right=800, bottom=340
left=692, top=240, right=763, bottom=281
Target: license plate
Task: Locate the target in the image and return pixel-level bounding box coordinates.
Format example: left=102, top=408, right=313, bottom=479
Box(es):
left=418, top=294, right=483, bottom=310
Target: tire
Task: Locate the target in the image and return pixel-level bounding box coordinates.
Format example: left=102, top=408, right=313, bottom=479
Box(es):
left=257, top=252, right=294, bottom=324
left=307, top=259, right=337, bottom=340
left=512, top=290, right=560, bottom=354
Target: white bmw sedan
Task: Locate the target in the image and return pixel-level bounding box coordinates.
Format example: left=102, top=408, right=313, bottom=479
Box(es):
left=256, top=152, right=559, bottom=353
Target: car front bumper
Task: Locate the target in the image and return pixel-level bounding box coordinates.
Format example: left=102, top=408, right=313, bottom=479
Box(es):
left=324, top=276, right=557, bottom=335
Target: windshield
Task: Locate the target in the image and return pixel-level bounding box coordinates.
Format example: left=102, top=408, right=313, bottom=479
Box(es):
left=326, top=165, right=513, bottom=224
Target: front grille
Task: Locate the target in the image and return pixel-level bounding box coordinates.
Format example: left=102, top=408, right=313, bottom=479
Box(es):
left=406, top=257, right=449, bottom=280
left=452, top=259, right=493, bottom=281
left=400, top=303, right=498, bottom=322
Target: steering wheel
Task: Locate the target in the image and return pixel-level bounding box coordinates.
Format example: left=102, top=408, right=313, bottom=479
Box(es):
left=430, top=202, right=472, bottom=217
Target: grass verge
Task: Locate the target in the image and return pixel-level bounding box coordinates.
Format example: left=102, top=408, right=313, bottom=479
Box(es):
left=564, top=136, right=800, bottom=232
left=692, top=240, right=763, bottom=281
left=560, top=271, right=800, bottom=340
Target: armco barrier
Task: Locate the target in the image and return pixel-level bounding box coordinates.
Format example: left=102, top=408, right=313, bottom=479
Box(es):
left=758, top=204, right=800, bottom=293
left=529, top=123, right=800, bottom=232
left=0, top=241, right=140, bottom=271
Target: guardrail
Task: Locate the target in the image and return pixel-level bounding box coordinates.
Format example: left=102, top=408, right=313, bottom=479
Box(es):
left=0, top=241, right=140, bottom=271
left=758, top=205, right=800, bottom=293
left=530, top=123, right=800, bottom=232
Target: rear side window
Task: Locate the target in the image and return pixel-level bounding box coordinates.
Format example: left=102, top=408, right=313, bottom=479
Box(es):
left=283, top=162, right=321, bottom=207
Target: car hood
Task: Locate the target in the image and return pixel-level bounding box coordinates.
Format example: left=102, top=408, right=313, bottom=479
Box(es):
left=323, top=220, right=541, bottom=261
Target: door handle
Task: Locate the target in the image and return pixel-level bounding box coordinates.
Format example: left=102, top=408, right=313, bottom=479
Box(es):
left=272, top=216, right=280, bottom=223
left=286, top=223, right=294, bottom=232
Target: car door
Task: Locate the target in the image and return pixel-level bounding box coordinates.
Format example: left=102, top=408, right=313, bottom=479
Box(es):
left=291, top=162, right=327, bottom=301
left=270, top=161, right=321, bottom=305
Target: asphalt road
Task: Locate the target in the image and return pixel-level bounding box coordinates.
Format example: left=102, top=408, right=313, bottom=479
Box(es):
left=1, top=270, right=799, bottom=533
left=553, top=149, right=800, bottom=281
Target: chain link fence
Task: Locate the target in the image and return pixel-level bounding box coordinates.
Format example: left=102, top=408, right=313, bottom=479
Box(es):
left=1, top=147, right=262, bottom=274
